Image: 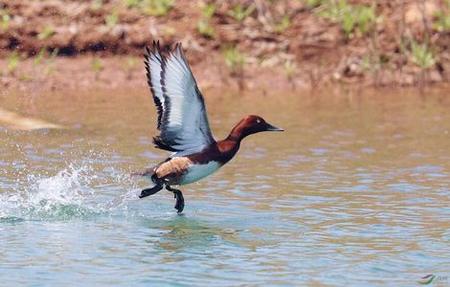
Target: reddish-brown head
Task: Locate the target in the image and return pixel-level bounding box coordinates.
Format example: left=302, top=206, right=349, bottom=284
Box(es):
left=227, top=115, right=284, bottom=141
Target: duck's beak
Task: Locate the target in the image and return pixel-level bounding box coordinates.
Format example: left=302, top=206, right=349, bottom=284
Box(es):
left=265, top=123, right=284, bottom=132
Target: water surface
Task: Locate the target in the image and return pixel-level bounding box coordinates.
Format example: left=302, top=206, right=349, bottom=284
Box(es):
left=0, top=88, right=449, bottom=286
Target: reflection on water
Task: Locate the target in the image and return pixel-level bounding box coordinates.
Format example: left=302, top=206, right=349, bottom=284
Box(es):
left=0, top=88, right=449, bottom=286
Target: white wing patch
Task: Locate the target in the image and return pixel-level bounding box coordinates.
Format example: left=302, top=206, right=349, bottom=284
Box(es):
left=164, top=49, right=193, bottom=129
left=144, top=41, right=215, bottom=154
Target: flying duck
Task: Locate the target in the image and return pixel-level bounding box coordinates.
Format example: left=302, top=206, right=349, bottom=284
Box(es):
left=137, top=41, right=283, bottom=213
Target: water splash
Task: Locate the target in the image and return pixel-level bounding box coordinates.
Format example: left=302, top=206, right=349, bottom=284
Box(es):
left=0, top=163, right=140, bottom=221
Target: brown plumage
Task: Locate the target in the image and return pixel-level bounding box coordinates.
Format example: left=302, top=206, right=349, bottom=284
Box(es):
left=137, top=42, right=284, bottom=213
left=154, top=157, right=193, bottom=179
left=143, top=115, right=283, bottom=186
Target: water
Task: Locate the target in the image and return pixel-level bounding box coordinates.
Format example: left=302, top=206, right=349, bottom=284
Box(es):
left=0, top=88, right=449, bottom=286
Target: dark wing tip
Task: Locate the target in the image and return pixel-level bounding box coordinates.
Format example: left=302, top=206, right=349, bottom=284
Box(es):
left=144, top=40, right=162, bottom=58
left=176, top=42, right=183, bottom=51
left=174, top=42, right=184, bottom=56
left=154, top=40, right=161, bottom=53
left=153, top=136, right=178, bottom=152
left=174, top=42, right=181, bottom=51
left=144, top=40, right=166, bottom=131
left=163, top=42, right=184, bottom=60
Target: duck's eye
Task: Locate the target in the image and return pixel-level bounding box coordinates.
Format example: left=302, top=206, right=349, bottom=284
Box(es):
left=256, top=119, right=261, bottom=124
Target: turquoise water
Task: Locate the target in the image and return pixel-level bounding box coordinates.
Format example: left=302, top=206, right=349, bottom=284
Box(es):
left=0, top=88, right=449, bottom=286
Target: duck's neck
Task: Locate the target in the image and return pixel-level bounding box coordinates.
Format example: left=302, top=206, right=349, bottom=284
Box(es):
left=226, top=124, right=246, bottom=142
left=214, top=127, right=244, bottom=163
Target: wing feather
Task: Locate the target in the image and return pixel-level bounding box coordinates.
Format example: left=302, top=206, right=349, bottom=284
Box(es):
left=144, top=41, right=164, bottom=129
left=144, top=42, right=215, bottom=155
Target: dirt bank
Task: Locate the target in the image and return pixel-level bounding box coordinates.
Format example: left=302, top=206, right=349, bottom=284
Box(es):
left=0, top=54, right=315, bottom=94
left=1, top=0, right=450, bottom=92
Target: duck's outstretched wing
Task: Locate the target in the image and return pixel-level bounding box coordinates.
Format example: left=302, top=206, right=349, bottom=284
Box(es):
left=144, top=41, right=215, bottom=155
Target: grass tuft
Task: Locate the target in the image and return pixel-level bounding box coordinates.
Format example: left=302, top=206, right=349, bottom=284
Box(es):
left=197, top=3, right=216, bottom=38
left=197, top=19, right=215, bottom=38
left=223, top=46, right=246, bottom=89
left=201, top=2, right=216, bottom=18
left=223, top=46, right=246, bottom=75
left=283, top=59, right=297, bottom=79
left=105, top=11, right=119, bottom=28
left=228, top=4, right=255, bottom=22
left=91, top=57, right=104, bottom=80
left=7, top=51, right=20, bottom=75
left=90, top=0, right=103, bottom=10
left=38, top=25, right=55, bottom=40
left=304, top=0, right=324, bottom=8
left=0, top=9, right=10, bottom=31
left=34, top=48, right=47, bottom=65
left=410, top=41, right=436, bottom=69
left=274, top=15, right=291, bottom=33
left=124, top=0, right=174, bottom=16
left=433, top=0, right=450, bottom=32
left=318, top=0, right=377, bottom=38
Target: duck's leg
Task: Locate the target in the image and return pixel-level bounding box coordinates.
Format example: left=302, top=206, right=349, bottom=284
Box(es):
left=139, top=183, right=163, bottom=198
left=166, top=185, right=185, bottom=213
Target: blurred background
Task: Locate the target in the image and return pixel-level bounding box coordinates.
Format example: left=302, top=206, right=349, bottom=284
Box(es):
left=0, top=0, right=450, bottom=92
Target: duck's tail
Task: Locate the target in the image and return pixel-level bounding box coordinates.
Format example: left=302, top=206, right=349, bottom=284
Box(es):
left=130, top=169, right=152, bottom=177
left=133, top=169, right=164, bottom=198
left=131, top=169, right=161, bottom=185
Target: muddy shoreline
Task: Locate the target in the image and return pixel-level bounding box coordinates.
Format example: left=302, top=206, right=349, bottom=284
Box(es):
left=1, top=0, right=450, bottom=93
left=1, top=53, right=449, bottom=95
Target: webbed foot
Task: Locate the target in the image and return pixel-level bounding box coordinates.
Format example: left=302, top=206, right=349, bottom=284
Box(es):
left=166, top=185, right=185, bottom=213
left=139, top=184, right=163, bottom=198
left=173, top=190, right=184, bottom=213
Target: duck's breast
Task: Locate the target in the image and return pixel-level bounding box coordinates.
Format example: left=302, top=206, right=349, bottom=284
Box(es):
left=179, top=161, right=222, bottom=185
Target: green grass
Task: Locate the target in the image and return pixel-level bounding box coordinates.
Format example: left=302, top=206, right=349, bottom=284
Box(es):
left=44, top=48, right=59, bottom=76
left=355, top=4, right=377, bottom=35
left=274, top=15, right=291, bottom=33
left=32, top=48, right=59, bottom=75
left=410, top=41, right=436, bottom=69
left=6, top=51, right=20, bottom=75
left=303, top=0, right=326, bottom=8
left=123, top=0, right=140, bottom=8
left=318, top=0, right=377, bottom=38
left=228, top=4, right=255, bottom=22
left=124, top=56, right=138, bottom=79
left=124, top=0, right=174, bottom=16
left=90, top=0, right=103, bottom=10
left=223, top=46, right=246, bottom=90
left=283, top=59, right=297, bottom=80
left=197, top=3, right=216, bottom=38
left=126, top=56, right=138, bottom=69
left=38, top=25, right=55, bottom=40
left=361, top=53, right=388, bottom=73
left=105, top=11, right=119, bottom=28
left=201, top=3, right=216, bottom=18
left=144, top=0, right=174, bottom=16
left=223, top=46, right=246, bottom=75
left=0, top=9, right=10, bottom=31
left=33, top=48, right=47, bottom=65
left=91, top=57, right=104, bottom=79
left=433, top=1, right=450, bottom=32
left=283, top=59, right=298, bottom=88
left=434, top=11, right=450, bottom=31
left=162, top=25, right=175, bottom=36
left=197, top=19, right=215, bottom=38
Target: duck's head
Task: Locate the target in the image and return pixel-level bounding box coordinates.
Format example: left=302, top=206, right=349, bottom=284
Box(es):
left=228, top=115, right=284, bottom=141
